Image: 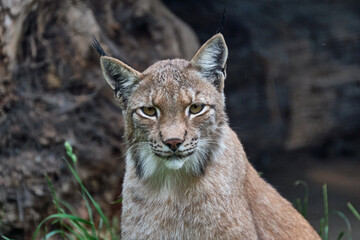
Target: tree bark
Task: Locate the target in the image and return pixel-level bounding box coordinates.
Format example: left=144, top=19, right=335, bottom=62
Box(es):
left=0, top=0, right=199, bottom=238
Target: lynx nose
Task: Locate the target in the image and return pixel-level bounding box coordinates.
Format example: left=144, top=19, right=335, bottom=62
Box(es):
left=164, top=138, right=183, bottom=152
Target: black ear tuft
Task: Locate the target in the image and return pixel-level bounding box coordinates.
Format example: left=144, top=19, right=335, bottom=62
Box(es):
left=215, top=9, right=226, bottom=34
left=91, top=36, right=106, bottom=57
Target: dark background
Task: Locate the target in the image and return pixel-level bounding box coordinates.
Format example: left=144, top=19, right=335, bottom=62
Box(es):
left=0, top=0, right=359, bottom=238
left=163, top=0, right=360, bottom=237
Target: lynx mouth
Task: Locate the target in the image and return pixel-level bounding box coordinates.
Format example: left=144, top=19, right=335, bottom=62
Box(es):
left=153, top=150, right=196, bottom=170
left=154, top=150, right=195, bottom=159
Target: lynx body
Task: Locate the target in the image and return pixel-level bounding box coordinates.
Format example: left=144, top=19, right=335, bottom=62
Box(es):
left=96, top=34, right=320, bottom=239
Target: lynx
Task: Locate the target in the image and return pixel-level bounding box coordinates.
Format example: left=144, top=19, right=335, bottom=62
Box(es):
left=94, top=34, right=320, bottom=239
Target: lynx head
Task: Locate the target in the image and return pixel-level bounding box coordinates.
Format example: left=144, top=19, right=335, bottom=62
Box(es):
left=97, top=34, right=228, bottom=181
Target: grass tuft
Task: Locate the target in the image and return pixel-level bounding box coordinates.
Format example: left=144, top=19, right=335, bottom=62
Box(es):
left=32, top=141, right=120, bottom=240
left=293, top=182, right=359, bottom=240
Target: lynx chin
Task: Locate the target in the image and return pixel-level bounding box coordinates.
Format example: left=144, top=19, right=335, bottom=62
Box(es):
left=94, top=34, right=320, bottom=239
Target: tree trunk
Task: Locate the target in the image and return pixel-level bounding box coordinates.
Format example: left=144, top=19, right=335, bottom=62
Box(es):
left=0, top=0, right=199, bottom=238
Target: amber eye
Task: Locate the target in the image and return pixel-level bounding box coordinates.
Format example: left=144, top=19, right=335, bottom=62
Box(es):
left=141, top=107, right=157, bottom=116
left=189, top=103, right=204, bottom=115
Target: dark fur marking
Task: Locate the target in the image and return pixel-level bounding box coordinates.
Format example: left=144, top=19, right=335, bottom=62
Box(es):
left=132, top=194, right=144, bottom=203
left=222, top=63, right=227, bottom=75
left=131, top=149, right=143, bottom=178
left=197, top=148, right=211, bottom=176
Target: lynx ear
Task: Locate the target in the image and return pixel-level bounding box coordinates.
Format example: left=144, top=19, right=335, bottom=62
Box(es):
left=190, top=33, right=228, bottom=91
left=100, top=56, right=142, bottom=106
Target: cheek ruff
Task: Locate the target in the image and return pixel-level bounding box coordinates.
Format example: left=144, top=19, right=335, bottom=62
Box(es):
left=133, top=138, right=212, bottom=178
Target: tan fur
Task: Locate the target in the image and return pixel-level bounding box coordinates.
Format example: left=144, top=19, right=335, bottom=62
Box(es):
left=98, top=34, right=320, bottom=239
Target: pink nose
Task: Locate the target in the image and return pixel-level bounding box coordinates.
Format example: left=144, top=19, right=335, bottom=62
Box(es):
left=164, top=138, right=183, bottom=152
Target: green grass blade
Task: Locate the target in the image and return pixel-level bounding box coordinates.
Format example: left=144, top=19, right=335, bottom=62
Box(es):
left=58, top=199, right=77, bottom=215
left=332, top=210, right=352, bottom=240
left=332, top=210, right=352, bottom=231
left=1, top=236, right=15, bottom=240
left=45, top=174, right=65, bottom=214
left=294, top=198, right=302, bottom=214
left=110, top=198, right=122, bottom=204
left=42, top=229, right=73, bottom=240
left=84, top=191, right=115, bottom=240
left=71, top=221, right=94, bottom=240
left=323, top=184, right=329, bottom=225
left=347, top=203, right=360, bottom=221
left=323, top=225, right=329, bottom=240
left=61, top=212, right=94, bottom=240
left=322, top=184, right=329, bottom=240
left=97, top=218, right=104, bottom=239
left=32, top=213, right=93, bottom=240
left=337, top=231, right=345, bottom=240
left=319, top=218, right=324, bottom=237
left=0, top=204, right=5, bottom=233
left=62, top=223, right=85, bottom=240
left=82, top=191, right=97, bottom=237
left=51, top=211, right=94, bottom=240
left=295, top=180, right=309, bottom=218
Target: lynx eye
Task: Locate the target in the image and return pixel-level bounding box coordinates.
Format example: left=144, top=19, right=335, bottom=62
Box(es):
left=141, top=107, right=157, bottom=117
left=189, top=103, right=204, bottom=115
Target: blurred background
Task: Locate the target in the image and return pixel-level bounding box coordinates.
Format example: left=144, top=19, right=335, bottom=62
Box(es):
left=0, top=0, right=359, bottom=239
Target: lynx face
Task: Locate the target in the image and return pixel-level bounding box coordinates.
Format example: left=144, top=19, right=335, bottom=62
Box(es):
left=97, top=34, right=228, bottom=180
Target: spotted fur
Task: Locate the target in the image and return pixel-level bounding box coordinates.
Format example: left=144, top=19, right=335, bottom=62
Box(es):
left=97, top=34, right=320, bottom=239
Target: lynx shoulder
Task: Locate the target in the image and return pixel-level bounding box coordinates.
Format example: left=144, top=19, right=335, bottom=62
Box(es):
left=95, top=34, right=320, bottom=239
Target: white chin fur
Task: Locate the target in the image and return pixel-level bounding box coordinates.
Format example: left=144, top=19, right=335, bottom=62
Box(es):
left=164, top=159, right=185, bottom=170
